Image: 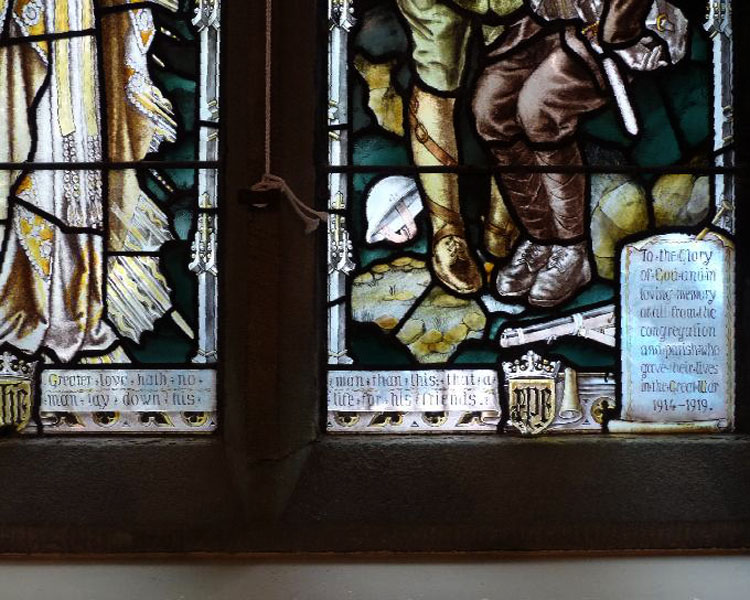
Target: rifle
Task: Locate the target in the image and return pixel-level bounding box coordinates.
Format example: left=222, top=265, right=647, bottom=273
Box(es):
left=499, top=304, right=616, bottom=348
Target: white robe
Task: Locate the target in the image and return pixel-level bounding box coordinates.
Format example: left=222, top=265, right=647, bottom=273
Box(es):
left=0, top=0, right=175, bottom=362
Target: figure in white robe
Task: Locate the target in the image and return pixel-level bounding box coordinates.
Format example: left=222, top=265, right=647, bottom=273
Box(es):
left=0, top=0, right=177, bottom=363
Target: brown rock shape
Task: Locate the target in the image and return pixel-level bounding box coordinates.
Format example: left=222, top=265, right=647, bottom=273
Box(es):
left=591, top=178, right=649, bottom=280
left=432, top=341, right=453, bottom=354
left=430, top=290, right=471, bottom=308
left=419, top=329, right=443, bottom=345
left=652, top=174, right=696, bottom=227
left=591, top=207, right=624, bottom=280
left=411, top=340, right=432, bottom=359
left=391, top=257, right=412, bottom=267
left=393, top=291, right=415, bottom=301
left=684, top=176, right=710, bottom=224
left=354, top=272, right=374, bottom=285
left=599, top=180, right=649, bottom=232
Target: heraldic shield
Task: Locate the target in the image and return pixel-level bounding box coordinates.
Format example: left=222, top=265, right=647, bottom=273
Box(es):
left=0, top=352, right=35, bottom=432
left=503, top=351, right=561, bottom=436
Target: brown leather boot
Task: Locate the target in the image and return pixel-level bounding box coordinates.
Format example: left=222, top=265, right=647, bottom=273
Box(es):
left=528, top=243, right=591, bottom=307
left=433, top=227, right=483, bottom=295
left=427, top=200, right=482, bottom=295
left=495, top=240, right=551, bottom=297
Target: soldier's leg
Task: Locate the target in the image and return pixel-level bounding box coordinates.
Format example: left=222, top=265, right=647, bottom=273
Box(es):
left=473, top=35, right=560, bottom=243
left=472, top=36, right=559, bottom=296
left=517, top=45, right=608, bottom=240
left=407, top=88, right=484, bottom=294
left=396, top=0, right=481, bottom=294
left=515, top=45, right=608, bottom=306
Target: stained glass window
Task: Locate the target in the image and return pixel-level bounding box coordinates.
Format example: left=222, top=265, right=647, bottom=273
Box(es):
left=325, top=0, right=736, bottom=434
left=0, top=0, right=220, bottom=434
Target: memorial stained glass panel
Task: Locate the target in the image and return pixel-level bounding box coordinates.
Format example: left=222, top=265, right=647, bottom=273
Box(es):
left=0, top=0, right=220, bottom=434
left=324, top=0, right=736, bottom=434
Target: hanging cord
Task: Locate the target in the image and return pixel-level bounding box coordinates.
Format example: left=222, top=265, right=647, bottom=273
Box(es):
left=249, top=0, right=328, bottom=234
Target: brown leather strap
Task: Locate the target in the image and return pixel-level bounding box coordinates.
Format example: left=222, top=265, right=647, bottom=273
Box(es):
left=423, top=196, right=461, bottom=224
left=422, top=196, right=465, bottom=242
left=484, top=219, right=512, bottom=236
left=382, top=202, right=418, bottom=244
left=433, top=222, right=466, bottom=243
left=409, top=96, right=459, bottom=168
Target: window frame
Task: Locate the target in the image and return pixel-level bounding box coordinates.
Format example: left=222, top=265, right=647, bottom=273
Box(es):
left=0, top=0, right=748, bottom=554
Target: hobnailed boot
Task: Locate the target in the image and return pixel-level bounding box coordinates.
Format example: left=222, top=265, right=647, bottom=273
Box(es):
left=484, top=179, right=519, bottom=259
left=528, top=242, right=592, bottom=307
left=409, top=86, right=481, bottom=294
left=494, top=239, right=551, bottom=298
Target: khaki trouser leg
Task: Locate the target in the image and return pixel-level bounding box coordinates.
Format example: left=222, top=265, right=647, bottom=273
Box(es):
left=396, top=0, right=486, bottom=293
left=408, top=86, right=482, bottom=294
left=408, top=86, right=462, bottom=234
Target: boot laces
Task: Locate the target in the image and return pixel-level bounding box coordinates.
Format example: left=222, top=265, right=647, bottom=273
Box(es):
left=514, top=242, right=543, bottom=266
left=547, top=245, right=577, bottom=272
left=444, top=236, right=465, bottom=259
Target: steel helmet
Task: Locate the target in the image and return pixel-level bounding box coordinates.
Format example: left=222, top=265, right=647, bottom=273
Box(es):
left=364, top=175, right=423, bottom=244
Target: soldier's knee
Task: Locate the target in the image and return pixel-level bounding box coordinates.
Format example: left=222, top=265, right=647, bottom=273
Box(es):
left=517, top=89, right=572, bottom=144
left=472, top=75, right=517, bottom=143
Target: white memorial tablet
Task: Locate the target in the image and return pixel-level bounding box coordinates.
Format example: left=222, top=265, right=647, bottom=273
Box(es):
left=620, top=233, right=734, bottom=430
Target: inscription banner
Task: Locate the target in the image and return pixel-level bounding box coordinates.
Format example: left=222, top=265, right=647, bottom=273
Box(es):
left=328, top=369, right=500, bottom=413
left=620, top=233, right=733, bottom=428
left=41, top=369, right=216, bottom=414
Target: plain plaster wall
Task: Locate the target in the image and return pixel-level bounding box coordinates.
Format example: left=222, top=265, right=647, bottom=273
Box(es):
left=0, top=556, right=749, bottom=599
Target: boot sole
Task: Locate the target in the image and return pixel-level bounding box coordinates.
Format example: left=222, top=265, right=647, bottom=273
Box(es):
left=528, top=275, right=591, bottom=308
left=436, top=273, right=482, bottom=296
left=496, top=287, right=530, bottom=298
left=527, top=293, right=573, bottom=308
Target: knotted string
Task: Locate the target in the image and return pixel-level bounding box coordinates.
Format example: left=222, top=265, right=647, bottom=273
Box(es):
left=251, top=174, right=328, bottom=234
left=250, top=0, right=328, bottom=233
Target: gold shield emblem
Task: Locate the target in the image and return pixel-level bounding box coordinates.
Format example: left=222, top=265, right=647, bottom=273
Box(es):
left=508, top=378, right=556, bottom=435
left=503, top=351, right=561, bottom=436
left=0, top=352, right=36, bottom=432
left=0, top=378, right=33, bottom=431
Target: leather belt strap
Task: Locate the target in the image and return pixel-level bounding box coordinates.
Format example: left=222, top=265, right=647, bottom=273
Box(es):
left=422, top=196, right=465, bottom=242
left=383, top=202, right=418, bottom=244
left=485, top=219, right=512, bottom=235
left=409, top=96, right=459, bottom=168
